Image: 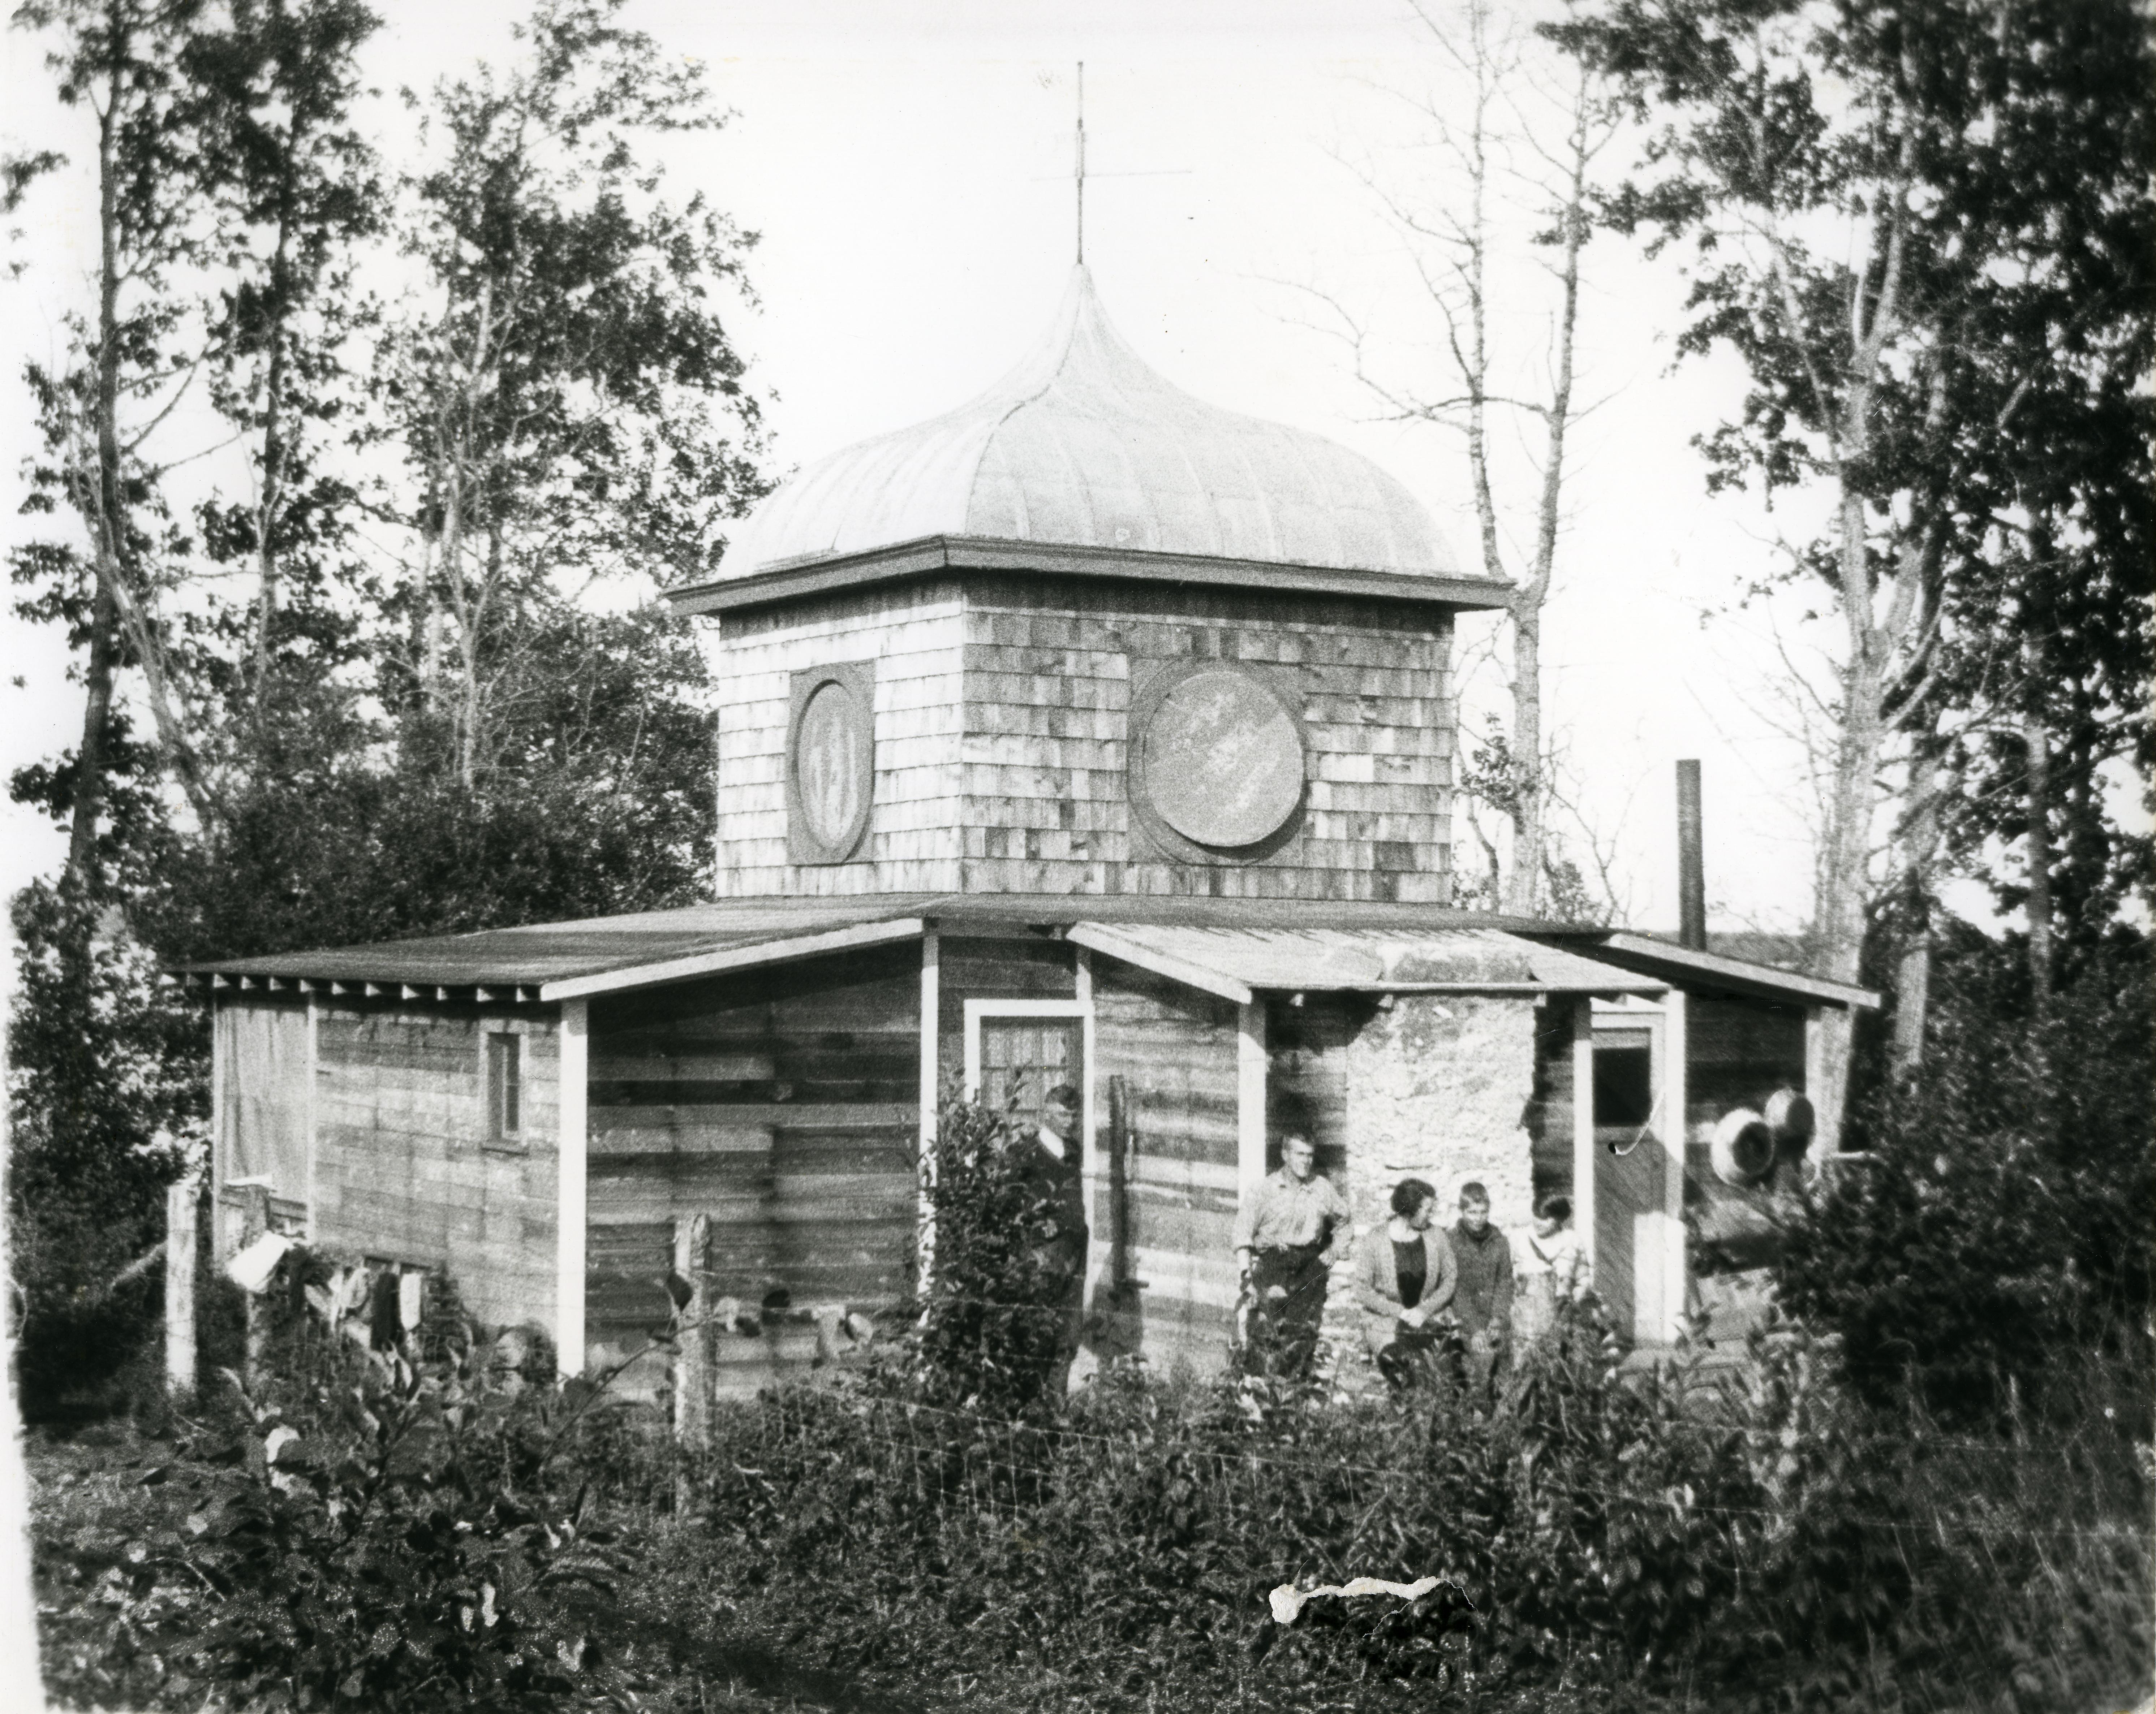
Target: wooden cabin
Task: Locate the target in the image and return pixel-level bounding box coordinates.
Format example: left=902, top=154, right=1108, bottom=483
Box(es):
left=190, top=268, right=1875, bottom=1396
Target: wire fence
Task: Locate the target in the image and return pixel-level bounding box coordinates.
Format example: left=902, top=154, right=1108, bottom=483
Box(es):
left=694, top=1375, right=2152, bottom=1549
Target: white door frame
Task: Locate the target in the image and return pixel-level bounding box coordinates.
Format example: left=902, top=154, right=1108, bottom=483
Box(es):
left=962, top=993, right=1096, bottom=1170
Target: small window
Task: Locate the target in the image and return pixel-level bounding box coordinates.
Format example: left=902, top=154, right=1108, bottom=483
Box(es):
left=487, top=1032, right=522, bottom=1141
left=1593, top=1044, right=1653, bottom=1128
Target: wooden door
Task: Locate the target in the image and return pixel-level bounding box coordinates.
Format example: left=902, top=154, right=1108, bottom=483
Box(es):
left=1592, top=1016, right=1672, bottom=1346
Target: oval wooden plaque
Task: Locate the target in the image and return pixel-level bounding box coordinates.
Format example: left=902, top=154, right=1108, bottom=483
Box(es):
left=1142, top=668, right=1304, bottom=848
left=787, top=663, right=874, bottom=863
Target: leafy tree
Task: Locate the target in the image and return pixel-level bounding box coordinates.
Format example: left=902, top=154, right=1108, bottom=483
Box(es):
left=1778, top=924, right=2153, bottom=1427
left=1551, top=0, right=2155, bottom=1113
left=909, top=1095, right=1084, bottom=1417
left=10, top=0, right=226, bottom=890
left=184, top=0, right=384, bottom=743
left=371, top=0, right=766, bottom=788
left=5, top=0, right=767, bottom=1413
left=143, top=603, right=721, bottom=964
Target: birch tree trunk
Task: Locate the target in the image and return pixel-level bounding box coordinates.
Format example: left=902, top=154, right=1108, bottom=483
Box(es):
left=1889, top=748, right=1941, bottom=1075
left=2022, top=716, right=2054, bottom=1019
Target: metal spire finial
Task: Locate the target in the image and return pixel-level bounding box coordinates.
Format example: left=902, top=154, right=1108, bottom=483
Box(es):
left=1076, top=62, right=1086, bottom=265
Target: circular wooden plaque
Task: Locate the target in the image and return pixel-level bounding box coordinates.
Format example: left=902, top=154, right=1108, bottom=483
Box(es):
left=791, top=677, right=872, bottom=860
left=1141, top=668, right=1304, bottom=848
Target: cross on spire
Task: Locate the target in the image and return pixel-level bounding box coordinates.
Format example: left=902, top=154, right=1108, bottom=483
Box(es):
left=1050, top=63, right=1187, bottom=268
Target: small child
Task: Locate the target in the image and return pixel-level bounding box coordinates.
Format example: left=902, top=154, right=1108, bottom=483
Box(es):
left=1516, top=1195, right=1589, bottom=1342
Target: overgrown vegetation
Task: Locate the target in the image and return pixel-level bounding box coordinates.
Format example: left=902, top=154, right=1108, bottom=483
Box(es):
left=29, top=1067, right=2152, bottom=1712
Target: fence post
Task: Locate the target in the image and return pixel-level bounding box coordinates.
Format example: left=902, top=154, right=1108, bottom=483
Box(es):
left=241, top=1182, right=270, bottom=1388
left=673, top=1213, right=712, bottom=1454
left=164, top=1173, right=199, bottom=1397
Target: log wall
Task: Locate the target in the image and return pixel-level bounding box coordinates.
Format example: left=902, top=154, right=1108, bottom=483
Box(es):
left=1091, top=962, right=1243, bottom=1374
left=310, top=1001, right=561, bottom=1335
left=586, top=946, right=922, bottom=1396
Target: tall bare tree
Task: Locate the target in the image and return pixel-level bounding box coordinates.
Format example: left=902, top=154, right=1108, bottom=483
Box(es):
left=1556, top=0, right=2153, bottom=1133
left=1301, top=0, right=1611, bottom=918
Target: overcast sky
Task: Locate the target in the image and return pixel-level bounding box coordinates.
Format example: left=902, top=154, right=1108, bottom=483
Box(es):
left=1, top=0, right=1926, bottom=934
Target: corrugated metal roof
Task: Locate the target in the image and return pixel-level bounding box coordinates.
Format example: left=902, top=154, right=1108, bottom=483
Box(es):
left=1067, top=923, right=1664, bottom=999
left=722, top=267, right=1463, bottom=580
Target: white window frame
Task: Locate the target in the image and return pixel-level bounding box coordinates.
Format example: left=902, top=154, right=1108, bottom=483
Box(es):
left=480, top=1024, right=530, bottom=1151
left=961, top=993, right=1096, bottom=1175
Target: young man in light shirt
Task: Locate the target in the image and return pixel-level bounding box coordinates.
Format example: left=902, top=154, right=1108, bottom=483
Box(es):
left=1231, top=1132, right=1350, bottom=1379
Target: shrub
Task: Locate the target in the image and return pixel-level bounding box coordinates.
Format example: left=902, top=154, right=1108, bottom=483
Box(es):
left=34, top=1309, right=649, bottom=1713
left=899, top=1093, right=1085, bottom=1416
left=1778, top=933, right=2154, bottom=1428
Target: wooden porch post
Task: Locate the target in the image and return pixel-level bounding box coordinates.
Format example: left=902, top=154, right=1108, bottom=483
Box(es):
left=164, top=1173, right=199, bottom=1396
left=1236, top=1000, right=1268, bottom=1204
left=1570, top=997, right=1596, bottom=1279
left=673, top=1213, right=711, bottom=1453
left=1651, top=990, right=1689, bottom=1345
left=917, top=929, right=940, bottom=1292
left=1803, top=1004, right=1837, bottom=1157
left=557, top=998, right=589, bottom=1378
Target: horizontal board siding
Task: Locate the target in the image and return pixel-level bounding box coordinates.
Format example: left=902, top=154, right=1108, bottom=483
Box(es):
left=1686, top=995, right=1807, bottom=1119
left=1265, top=995, right=1361, bottom=1177
left=310, top=1002, right=560, bottom=1333
left=588, top=951, right=922, bottom=1391
left=937, top=935, right=1079, bottom=1092
left=1683, top=993, right=1809, bottom=1285
left=1094, top=964, right=1241, bottom=1373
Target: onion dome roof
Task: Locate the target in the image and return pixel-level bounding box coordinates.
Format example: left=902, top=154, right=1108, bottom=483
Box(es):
left=722, top=267, right=1460, bottom=579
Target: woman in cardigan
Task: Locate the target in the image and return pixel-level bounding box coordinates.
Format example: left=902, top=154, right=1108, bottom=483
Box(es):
left=1354, top=1178, right=1458, bottom=1392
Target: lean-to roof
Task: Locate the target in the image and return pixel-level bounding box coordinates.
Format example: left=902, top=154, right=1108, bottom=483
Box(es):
left=182, top=894, right=1874, bottom=1010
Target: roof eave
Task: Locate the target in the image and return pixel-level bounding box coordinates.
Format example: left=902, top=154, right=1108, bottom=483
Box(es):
left=668, top=534, right=1515, bottom=618
left=1527, top=929, right=1882, bottom=1010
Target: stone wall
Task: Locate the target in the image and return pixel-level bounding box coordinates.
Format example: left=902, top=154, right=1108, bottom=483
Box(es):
left=1316, top=993, right=1541, bottom=1374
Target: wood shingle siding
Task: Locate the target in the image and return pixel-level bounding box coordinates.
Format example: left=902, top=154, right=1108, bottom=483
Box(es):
left=704, top=572, right=1455, bottom=905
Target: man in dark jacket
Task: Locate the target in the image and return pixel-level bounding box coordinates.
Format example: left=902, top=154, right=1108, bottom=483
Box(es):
left=1449, top=1182, right=1513, bottom=1402
left=1008, top=1084, right=1089, bottom=1394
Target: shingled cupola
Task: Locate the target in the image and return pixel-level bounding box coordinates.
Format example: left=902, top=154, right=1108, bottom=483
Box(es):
left=667, top=267, right=1514, bottom=904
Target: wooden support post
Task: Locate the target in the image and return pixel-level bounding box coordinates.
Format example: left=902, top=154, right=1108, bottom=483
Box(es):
left=673, top=1213, right=711, bottom=1454
left=1571, top=997, right=1597, bottom=1280
left=1236, top=1000, right=1268, bottom=1204
left=241, top=1182, right=270, bottom=1388
left=304, top=992, right=320, bottom=1241
left=916, top=929, right=940, bottom=1293
left=556, top=998, right=589, bottom=1378
left=164, top=1174, right=199, bottom=1398
left=1803, top=1005, right=1837, bottom=1158
left=1650, top=990, right=1689, bottom=1346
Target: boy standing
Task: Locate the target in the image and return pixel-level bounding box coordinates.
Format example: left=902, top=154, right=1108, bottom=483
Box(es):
left=1450, top=1182, right=1513, bottom=1401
